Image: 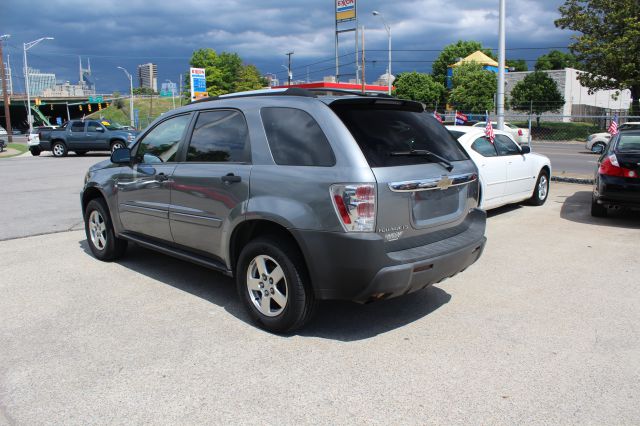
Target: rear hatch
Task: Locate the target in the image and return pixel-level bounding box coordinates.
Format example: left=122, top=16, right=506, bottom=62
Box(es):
left=330, top=98, right=481, bottom=250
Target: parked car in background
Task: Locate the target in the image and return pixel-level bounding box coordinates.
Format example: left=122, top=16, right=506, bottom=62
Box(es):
left=447, top=126, right=551, bottom=210
left=81, top=88, right=487, bottom=332
left=471, top=121, right=530, bottom=144
left=33, top=120, right=137, bottom=157
left=586, top=122, right=640, bottom=154
left=591, top=129, right=640, bottom=217
left=0, top=126, right=7, bottom=136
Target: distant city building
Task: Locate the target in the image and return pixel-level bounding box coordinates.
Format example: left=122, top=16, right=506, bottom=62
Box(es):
left=42, top=81, right=95, bottom=97
left=25, top=67, right=56, bottom=96
left=137, top=63, right=158, bottom=92
left=373, top=71, right=395, bottom=87
left=79, top=57, right=94, bottom=92
left=264, top=74, right=280, bottom=87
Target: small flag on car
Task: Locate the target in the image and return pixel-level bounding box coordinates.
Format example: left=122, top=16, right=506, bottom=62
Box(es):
left=484, top=111, right=495, bottom=144
left=433, top=111, right=443, bottom=123
left=455, top=111, right=468, bottom=125
left=608, top=114, right=618, bottom=135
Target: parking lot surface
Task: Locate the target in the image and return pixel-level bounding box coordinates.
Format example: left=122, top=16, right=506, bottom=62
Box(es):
left=1, top=182, right=638, bottom=424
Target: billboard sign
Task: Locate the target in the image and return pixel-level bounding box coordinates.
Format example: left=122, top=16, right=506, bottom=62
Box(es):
left=336, top=0, right=356, bottom=22
left=190, top=67, right=208, bottom=101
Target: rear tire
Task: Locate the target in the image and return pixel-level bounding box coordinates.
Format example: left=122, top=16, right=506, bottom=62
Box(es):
left=591, top=198, right=607, bottom=217
left=236, top=237, right=316, bottom=333
left=84, top=198, right=128, bottom=261
left=30, top=148, right=41, bottom=156
left=110, top=141, right=126, bottom=153
left=529, top=170, right=549, bottom=206
left=52, top=141, right=68, bottom=157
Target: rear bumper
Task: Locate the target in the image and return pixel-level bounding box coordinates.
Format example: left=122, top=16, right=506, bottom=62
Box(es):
left=292, top=208, right=486, bottom=302
left=595, top=175, right=640, bottom=208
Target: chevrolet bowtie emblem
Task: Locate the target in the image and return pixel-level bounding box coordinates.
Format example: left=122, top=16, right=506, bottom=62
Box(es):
left=437, top=176, right=453, bottom=190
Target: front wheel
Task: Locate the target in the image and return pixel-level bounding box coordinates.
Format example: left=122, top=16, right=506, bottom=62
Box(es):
left=236, top=237, right=316, bottom=333
left=110, top=141, right=126, bottom=153
left=52, top=141, right=68, bottom=157
left=529, top=170, right=550, bottom=206
left=84, top=198, right=128, bottom=261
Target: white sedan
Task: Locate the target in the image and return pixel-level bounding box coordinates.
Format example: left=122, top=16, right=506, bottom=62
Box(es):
left=471, top=121, right=529, bottom=144
left=446, top=126, right=551, bottom=210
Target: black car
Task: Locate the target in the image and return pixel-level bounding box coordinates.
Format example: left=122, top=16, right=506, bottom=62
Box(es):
left=591, top=129, right=640, bottom=217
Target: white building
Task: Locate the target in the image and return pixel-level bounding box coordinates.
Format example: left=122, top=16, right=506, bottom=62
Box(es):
left=137, top=63, right=158, bottom=93
left=25, top=67, right=56, bottom=96
left=505, top=68, right=632, bottom=121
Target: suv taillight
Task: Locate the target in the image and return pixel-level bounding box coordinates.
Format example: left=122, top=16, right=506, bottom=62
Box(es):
left=330, top=183, right=376, bottom=232
left=599, top=154, right=639, bottom=178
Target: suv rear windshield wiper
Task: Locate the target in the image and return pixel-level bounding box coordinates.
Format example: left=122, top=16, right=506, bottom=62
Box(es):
left=390, top=149, right=454, bottom=171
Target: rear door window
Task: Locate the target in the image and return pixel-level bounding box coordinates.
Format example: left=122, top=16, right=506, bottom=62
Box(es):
left=71, top=122, right=85, bottom=132
left=261, top=107, right=335, bottom=166
left=332, top=106, right=468, bottom=167
left=471, top=137, right=498, bottom=157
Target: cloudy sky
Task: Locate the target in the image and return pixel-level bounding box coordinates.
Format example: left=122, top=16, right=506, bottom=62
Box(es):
left=3, top=0, right=574, bottom=93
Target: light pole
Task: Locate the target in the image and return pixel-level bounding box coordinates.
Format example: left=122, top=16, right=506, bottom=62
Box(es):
left=23, top=37, right=54, bottom=135
left=496, top=0, right=506, bottom=131
left=285, top=51, right=294, bottom=85
left=117, top=67, right=135, bottom=128
left=165, top=79, right=175, bottom=109
left=373, top=11, right=391, bottom=95
left=1, top=34, right=12, bottom=142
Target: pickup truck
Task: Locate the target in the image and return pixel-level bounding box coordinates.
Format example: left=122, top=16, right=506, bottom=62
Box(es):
left=31, top=120, right=137, bottom=157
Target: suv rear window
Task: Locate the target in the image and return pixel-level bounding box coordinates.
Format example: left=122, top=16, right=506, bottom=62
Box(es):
left=332, top=106, right=468, bottom=167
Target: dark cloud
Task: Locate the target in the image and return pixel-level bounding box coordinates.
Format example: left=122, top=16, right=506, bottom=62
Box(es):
left=3, top=0, right=573, bottom=93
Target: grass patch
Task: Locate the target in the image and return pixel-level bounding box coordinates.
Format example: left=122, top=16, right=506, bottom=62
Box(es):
left=0, top=143, right=29, bottom=158
left=88, top=97, right=184, bottom=129
left=512, top=121, right=601, bottom=141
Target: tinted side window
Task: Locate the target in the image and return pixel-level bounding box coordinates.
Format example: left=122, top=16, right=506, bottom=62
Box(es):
left=494, top=134, right=521, bottom=156
left=136, top=114, right=191, bottom=163
left=261, top=107, right=335, bottom=166
left=471, top=137, right=498, bottom=157
left=86, top=121, right=102, bottom=132
left=71, top=122, right=85, bottom=132
left=187, top=110, right=250, bottom=162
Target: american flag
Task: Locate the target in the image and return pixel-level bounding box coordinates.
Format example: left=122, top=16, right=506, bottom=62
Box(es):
left=485, top=112, right=495, bottom=144
left=433, top=111, right=443, bottom=123
left=608, top=114, right=618, bottom=135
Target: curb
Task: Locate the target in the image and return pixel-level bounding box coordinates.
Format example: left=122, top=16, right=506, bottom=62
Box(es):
left=551, top=176, right=594, bottom=185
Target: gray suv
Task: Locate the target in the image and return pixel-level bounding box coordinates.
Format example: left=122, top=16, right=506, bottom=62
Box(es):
left=81, top=88, right=486, bottom=332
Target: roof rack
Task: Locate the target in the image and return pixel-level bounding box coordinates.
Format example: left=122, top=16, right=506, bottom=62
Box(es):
left=189, top=87, right=317, bottom=104
left=304, top=88, right=394, bottom=98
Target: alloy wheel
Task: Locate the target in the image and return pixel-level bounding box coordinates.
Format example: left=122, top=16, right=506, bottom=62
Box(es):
left=538, top=175, right=548, bottom=200
left=88, top=210, right=107, bottom=250
left=246, top=255, right=288, bottom=317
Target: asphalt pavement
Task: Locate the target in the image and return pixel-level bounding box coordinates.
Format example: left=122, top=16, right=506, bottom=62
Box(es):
left=1, top=173, right=639, bottom=423
left=531, top=141, right=598, bottom=178
left=0, top=152, right=106, bottom=240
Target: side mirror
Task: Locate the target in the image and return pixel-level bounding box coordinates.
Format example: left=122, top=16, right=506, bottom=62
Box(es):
left=111, top=147, right=131, bottom=164
left=520, top=145, right=531, bottom=154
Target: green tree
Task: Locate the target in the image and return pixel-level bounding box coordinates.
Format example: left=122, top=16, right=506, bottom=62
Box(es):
left=431, top=40, right=496, bottom=85
left=510, top=71, right=565, bottom=126
left=534, top=50, right=579, bottom=70
left=393, top=72, right=445, bottom=106
left=448, top=62, right=497, bottom=112
left=555, top=0, right=640, bottom=114
left=133, top=87, right=154, bottom=95
left=188, top=48, right=264, bottom=97
left=507, top=59, right=528, bottom=72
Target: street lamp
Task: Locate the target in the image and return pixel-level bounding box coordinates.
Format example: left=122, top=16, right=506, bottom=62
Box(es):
left=165, top=79, right=175, bottom=109
left=0, top=34, right=12, bottom=143
left=117, top=66, right=135, bottom=128
left=23, top=37, right=54, bottom=135
left=372, top=11, right=391, bottom=95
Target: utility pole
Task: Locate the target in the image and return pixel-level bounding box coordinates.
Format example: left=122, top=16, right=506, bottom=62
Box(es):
left=361, top=26, right=366, bottom=93
left=179, top=74, right=183, bottom=107
left=497, top=0, right=506, bottom=131
left=286, top=51, right=294, bottom=85
left=0, top=34, right=13, bottom=142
